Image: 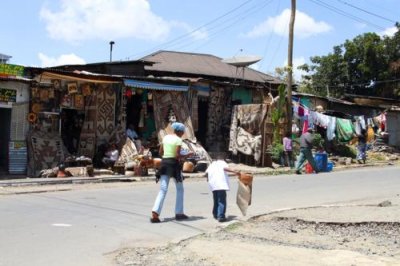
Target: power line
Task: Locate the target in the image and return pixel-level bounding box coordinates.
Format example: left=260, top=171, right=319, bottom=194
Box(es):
left=258, top=0, right=282, bottom=70
left=334, top=0, right=397, bottom=24
left=308, top=0, right=387, bottom=31
left=187, top=0, right=275, bottom=52
left=124, top=0, right=259, bottom=60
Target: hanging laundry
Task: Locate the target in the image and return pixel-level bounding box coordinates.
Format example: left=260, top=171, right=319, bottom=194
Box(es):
left=336, top=118, right=355, bottom=143
left=309, top=111, right=330, bottom=128
left=326, top=116, right=337, bottom=141
left=367, top=126, right=375, bottom=143
left=302, top=119, right=309, bottom=134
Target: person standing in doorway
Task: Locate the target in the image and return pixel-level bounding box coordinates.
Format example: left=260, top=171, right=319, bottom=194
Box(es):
left=150, top=122, right=193, bottom=223
left=295, top=128, right=319, bottom=174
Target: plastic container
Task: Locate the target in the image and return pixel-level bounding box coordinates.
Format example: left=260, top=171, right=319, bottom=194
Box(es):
left=305, top=162, right=314, bottom=174
left=326, top=161, right=334, bottom=172
left=314, top=153, right=328, bottom=172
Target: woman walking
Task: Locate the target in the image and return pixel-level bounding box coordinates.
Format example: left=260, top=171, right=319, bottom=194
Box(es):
left=150, top=122, right=193, bottom=223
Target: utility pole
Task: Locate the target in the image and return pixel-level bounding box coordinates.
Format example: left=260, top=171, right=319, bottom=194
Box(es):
left=109, top=41, right=115, bottom=62
left=286, top=0, right=296, bottom=135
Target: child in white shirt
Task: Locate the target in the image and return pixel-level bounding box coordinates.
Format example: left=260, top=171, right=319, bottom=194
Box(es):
left=206, top=159, right=240, bottom=222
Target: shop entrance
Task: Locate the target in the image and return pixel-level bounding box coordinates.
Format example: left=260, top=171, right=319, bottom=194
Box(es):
left=197, top=98, right=209, bottom=148
left=125, top=91, right=156, bottom=142
left=0, top=108, right=11, bottom=174
left=60, top=108, right=84, bottom=154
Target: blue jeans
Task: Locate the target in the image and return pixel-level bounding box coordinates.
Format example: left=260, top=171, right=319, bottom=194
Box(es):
left=152, top=175, right=184, bottom=215
left=295, top=148, right=318, bottom=172
left=212, top=190, right=227, bottom=219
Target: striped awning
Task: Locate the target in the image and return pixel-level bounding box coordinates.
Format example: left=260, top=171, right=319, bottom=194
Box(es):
left=123, top=79, right=188, bottom=92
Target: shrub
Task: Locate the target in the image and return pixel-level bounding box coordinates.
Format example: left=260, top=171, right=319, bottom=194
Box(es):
left=271, top=143, right=284, bottom=164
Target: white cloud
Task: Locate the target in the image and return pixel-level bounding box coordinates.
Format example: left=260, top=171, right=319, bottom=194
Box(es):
left=170, top=21, right=209, bottom=41
left=246, top=9, right=332, bottom=39
left=38, top=53, right=86, bottom=67
left=190, top=28, right=209, bottom=40
left=283, top=56, right=307, bottom=81
left=40, top=0, right=170, bottom=43
left=379, top=26, right=397, bottom=37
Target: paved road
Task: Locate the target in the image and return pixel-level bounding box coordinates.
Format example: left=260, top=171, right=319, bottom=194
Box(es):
left=1, top=166, right=399, bottom=266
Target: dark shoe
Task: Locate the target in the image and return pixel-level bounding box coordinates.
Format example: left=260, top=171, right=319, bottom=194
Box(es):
left=295, top=170, right=302, bottom=175
left=150, top=211, right=160, bottom=223
left=218, top=217, right=227, bottom=223
left=175, top=214, right=189, bottom=220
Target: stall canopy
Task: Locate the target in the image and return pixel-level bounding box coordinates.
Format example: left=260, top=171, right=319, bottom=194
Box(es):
left=39, top=70, right=120, bottom=83
left=123, top=79, right=188, bottom=92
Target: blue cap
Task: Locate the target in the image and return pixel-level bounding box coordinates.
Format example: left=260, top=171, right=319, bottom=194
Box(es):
left=171, top=122, right=185, bottom=132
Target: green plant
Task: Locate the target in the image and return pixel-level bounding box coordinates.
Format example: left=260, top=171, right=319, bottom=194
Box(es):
left=271, top=84, right=286, bottom=144
left=313, top=133, right=325, bottom=149
left=271, top=143, right=284, bottom=164
left=332, top=142, right=357, bottom=158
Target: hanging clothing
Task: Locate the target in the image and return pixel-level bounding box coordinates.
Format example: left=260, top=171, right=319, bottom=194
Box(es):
left=336, top=118, right=355, bottom=143
left=367, top=126, right=375, bottom=143
left=302, top=119, right=309, bottom=134
left=326, top=116, right=337, bottom=141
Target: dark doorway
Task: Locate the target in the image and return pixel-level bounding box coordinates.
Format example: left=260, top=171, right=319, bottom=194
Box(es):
left=197, top=98, right=209, bottom=148
left=60, top=108, right=84, bottom=154
left=0, top=108, right=11, bottom=174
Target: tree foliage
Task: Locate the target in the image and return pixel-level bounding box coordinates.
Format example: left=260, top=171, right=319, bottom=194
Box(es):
left=298, top=23, right=400, bottom=99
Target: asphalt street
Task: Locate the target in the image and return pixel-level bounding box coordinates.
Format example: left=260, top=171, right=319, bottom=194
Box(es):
left=0, top=166, right=399, bottom=266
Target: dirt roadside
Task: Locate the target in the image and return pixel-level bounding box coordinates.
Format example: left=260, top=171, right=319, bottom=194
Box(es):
left=113, top=196, right=400, bottom=266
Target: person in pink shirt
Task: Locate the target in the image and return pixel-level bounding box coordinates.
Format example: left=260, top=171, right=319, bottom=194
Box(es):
left=282, top=133, right=294, bottom=168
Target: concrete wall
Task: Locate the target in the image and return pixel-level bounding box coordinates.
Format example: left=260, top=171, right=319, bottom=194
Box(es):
left=387, top=111, right=400, bottom=147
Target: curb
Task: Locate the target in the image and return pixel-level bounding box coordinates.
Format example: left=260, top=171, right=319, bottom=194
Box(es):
left=0, top=162, right=397, bottom=192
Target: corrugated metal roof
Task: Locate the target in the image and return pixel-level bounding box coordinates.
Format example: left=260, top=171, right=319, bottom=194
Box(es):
left=124, top=79, right=188, bottom=91
left=140, top=51, right=282, bottom=84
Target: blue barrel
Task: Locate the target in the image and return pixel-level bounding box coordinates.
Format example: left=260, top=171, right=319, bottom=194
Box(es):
left=314, top=153, right=328, bottom=172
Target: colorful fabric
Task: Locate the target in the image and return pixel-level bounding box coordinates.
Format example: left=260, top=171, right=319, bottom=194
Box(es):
left=336, top=118, right=355, bottom=143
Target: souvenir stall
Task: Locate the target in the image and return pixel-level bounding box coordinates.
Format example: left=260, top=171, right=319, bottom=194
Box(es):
left=122, top=79, right=212, bottom=175
left=27, top=70, right=121, bottom=176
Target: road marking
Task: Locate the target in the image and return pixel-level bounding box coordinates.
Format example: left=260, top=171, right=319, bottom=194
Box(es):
left=51, top=223, right=72, bottom=227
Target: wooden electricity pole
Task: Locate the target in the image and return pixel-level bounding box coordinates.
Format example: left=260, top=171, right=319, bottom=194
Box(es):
left=286, top=0, right=296, bottom=134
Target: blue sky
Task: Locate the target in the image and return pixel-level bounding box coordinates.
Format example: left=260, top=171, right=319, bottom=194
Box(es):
left=1, top=0, right=398, bottom=80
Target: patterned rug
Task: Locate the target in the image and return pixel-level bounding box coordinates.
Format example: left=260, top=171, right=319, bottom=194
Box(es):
left=96, top=85, right=116, bottom=143
left=206, top=86, right=232, bottom=148
left=152, top=91, right=196, bottom=142
left=79, top=93, right=97, bottom=158
left=29, top=130, right=67, bottom=176
left=116, top=137, right=138, bottom=164
left=229, top=104, right=268, bottom=163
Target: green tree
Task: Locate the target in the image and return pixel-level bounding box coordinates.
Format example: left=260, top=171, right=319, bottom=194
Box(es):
left=299, top=24, right=400, bottom=98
